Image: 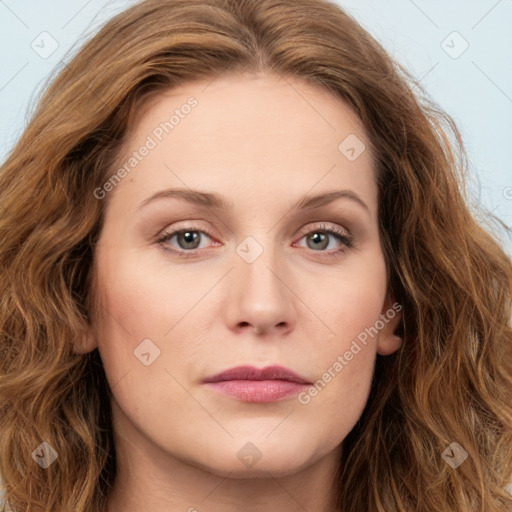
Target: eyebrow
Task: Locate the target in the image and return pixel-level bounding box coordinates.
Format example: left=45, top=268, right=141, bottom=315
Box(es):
left=137, top=187, right=370, bottom=214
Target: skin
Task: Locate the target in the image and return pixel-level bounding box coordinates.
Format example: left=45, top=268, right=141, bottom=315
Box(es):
left=78, top=71, right=402, bottom=512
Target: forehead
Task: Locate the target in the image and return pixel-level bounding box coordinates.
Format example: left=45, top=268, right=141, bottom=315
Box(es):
left=131, top=71, right=370, bottom=156
left=108, top=72, right=377, bottom=217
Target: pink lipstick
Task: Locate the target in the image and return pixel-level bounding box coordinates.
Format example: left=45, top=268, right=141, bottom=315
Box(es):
left=202, top=365, right=311, bottom=402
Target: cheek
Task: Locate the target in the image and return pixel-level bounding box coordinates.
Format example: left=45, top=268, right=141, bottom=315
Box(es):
left=92, top=247, right=170, bottom=381
left=93, top=244, right=214, bottom=394
left=303, top=252, right=387, bottom=349
left=297, top=256, right=386, bottom=432
left=96, top=241, right=198, bottom=335
left=301, top=314, right=377, bottom=446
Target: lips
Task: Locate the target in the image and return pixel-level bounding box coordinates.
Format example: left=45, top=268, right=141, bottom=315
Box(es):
left=202, top=365, right=312, bottom=402
left=202, top=365, right=311, bottom=385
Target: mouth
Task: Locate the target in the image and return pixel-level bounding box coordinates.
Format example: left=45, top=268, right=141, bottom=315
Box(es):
left=202, top=365, right=312, bottom=403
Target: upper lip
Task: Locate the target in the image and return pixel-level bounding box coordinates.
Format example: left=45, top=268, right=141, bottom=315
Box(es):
left=203, top=365, right=311, bottom=384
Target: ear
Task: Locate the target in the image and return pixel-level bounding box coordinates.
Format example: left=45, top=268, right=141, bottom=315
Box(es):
left=72, top=321, right=98, bottom=354
left=73, top=269, right=100, bottom=354
left=376, top=291, right=403, bottom=356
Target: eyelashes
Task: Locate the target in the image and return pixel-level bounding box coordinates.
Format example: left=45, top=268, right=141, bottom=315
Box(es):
left=156, top=222, right=354, bottom=260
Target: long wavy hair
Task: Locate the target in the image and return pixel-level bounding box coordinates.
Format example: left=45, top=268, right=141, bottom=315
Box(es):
left=0, top=0, right=511, bottom=510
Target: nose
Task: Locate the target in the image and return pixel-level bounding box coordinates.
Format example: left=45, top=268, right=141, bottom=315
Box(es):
left=223, top=241, right=297, bottom=337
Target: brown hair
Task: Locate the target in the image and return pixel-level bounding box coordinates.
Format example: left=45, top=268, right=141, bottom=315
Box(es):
left=1, top=0, right=511, bottom=510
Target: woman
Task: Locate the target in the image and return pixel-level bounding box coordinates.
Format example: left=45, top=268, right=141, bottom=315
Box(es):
left=0, top=0, right=511, bottom=511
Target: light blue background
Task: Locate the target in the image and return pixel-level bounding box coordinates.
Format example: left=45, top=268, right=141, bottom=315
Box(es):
left=0, top=0, right=512, bottom=502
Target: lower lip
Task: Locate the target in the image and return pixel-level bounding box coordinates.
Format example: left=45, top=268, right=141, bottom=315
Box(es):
left=204, top=380, right=310, bottom=402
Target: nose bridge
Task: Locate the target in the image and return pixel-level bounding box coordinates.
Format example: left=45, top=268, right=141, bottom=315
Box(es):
left=235, top=232, right=285, bottom=297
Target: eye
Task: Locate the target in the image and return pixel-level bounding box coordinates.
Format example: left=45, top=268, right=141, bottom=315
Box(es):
left=294, top=222, right=353, bottom=257
left=157, top=227, right=215, bottom=258
left=156, top=222, right=354, bottom=259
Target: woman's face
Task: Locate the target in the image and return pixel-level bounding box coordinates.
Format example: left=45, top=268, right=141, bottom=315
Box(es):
left=81, top=71, right=402, bottom=478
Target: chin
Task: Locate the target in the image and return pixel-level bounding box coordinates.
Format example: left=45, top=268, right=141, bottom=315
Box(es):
left=186, top=436, right=320, bottom=478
